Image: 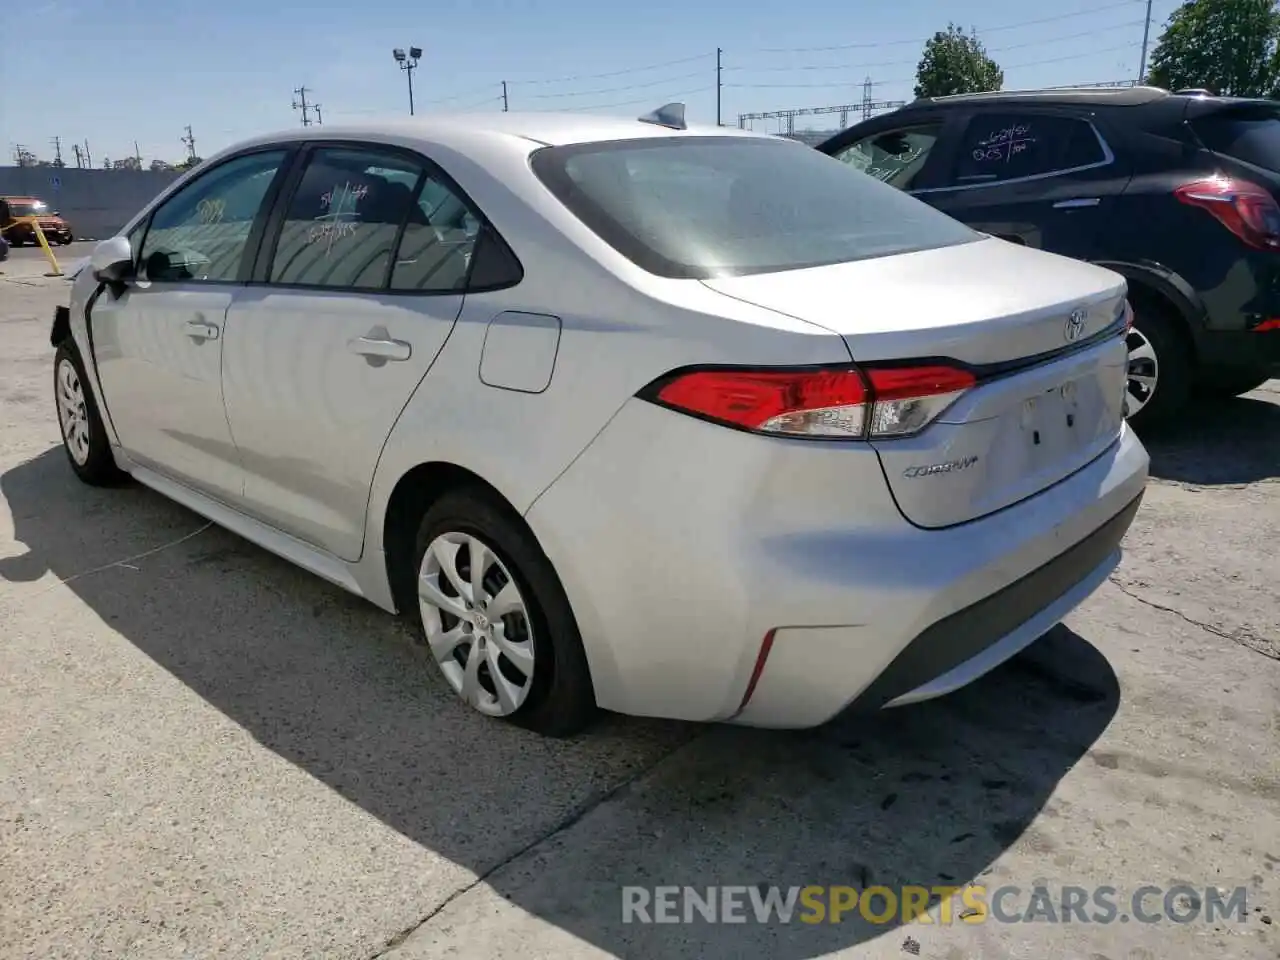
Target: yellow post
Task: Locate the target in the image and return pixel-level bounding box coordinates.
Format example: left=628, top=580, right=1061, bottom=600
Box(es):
left=28, top=218, right=62, bottom=276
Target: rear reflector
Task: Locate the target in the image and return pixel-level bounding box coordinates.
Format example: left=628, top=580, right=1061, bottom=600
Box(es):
left=646, top=363, right=975, bottom=440
left=1174, top=176, right=1280, bottom=251
left=1254, top=317, right=1280, bottom=332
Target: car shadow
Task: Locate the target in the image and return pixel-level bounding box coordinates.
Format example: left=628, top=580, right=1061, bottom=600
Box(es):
left=1140, top=391, right=1279, bottom=485
left=0, top=447, right=1120, bottom=958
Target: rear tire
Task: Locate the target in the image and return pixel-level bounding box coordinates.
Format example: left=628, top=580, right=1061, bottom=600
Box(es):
left=53, top=340, right=126, bottom=486
left=1196, top=367, right=1272, bottom=399
left=411, top=488, right=596, bottom=737
left=1124, top=300, right=1193, bottom=431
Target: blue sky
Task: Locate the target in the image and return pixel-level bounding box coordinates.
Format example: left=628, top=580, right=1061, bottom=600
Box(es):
left=2, top=0, right=1184, bottom=167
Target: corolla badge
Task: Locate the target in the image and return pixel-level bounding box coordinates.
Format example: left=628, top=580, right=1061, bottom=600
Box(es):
left=903, top=455, right=979, bottom=478
left=1064, top=307, right=1087, bottom=342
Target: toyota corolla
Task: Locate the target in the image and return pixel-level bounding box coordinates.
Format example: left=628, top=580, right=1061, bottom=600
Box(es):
left=52, top=106, right=1148, bottom=736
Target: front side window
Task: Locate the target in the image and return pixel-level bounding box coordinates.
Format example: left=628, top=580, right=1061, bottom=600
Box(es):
left=530, top=136, right=979, bottom=279
left=139, top=150, right=287, bottom=282
left=950, top=113, right=1107, bottom=186
left=832, top=125, right=942, bottom=190
left=389, top=175, right=481, bottom=292
left=269, top=147, right=424, bottom=289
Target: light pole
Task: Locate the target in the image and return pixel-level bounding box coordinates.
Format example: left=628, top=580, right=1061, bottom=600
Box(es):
left=393, top=47, right=422, bottom=116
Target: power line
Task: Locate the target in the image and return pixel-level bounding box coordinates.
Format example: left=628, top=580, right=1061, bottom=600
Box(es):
left=730, top=20, right=1147, bottom=73
left=725, top=42, right=1142, bottom=89
left=509, top=53, right=714, bottom=86
left=553, top=85, right=715, bottom=113
left=750, top=0, right=1146, bottom=53
left=525, top=70, right=708, bottom=100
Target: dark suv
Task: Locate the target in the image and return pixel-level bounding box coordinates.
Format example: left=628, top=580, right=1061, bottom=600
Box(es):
left=817, top=86, right=1280, bottom=428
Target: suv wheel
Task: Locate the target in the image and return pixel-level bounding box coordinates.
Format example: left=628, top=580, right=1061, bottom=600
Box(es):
left=1124, top=303, right=1192, bottom=430
left=412, top=489, right=596, bottom=737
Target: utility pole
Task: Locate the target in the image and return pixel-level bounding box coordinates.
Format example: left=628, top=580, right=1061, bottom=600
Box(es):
left=1138, top=0, right=1154, bottom=83
left=861, top=76, right=874, bottom=121
left=293, top=86, right=315, bottom=126
left=502, top=81, right=509, bottom=112
left=181, top=125, right=197, bottom=164
left=392, top=47, right=422, bottom=116
left=83, top=140, right=92, bottom=168
left=72, top=143, right=84, bottom=168
left=50, top=136, right=65, bottom=167
left=313, top=103, right=323, bottom=125
left=134, top=141, right=143, bottom=168
left=716, top=48, right=723, bottom=126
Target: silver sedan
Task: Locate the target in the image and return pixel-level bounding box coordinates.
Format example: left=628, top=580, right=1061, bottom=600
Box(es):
left=53, top=105, right=1148, bottom=736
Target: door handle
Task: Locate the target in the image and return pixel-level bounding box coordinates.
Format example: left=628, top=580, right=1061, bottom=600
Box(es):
left=183, top=319, right=220, bottom=341
left=348, top=334, right=411, bottom=363
left=1052, top=198, right=1101, bottom=209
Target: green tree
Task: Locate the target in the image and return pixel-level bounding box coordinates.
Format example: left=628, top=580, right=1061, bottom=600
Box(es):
left=914, top=24, right=1004, bottom=99
left=1146, top=0, right=1280, bottom=97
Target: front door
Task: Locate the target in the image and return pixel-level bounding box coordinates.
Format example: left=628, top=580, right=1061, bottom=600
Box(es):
left=221, top=143, right=481, bottom=560
left=91, top=149, right=291, bottom=501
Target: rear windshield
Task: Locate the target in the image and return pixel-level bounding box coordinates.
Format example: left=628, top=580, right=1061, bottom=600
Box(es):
left=529, top=136, right=979, bottom=279
left=1192, top=106, right=1280, bottom=172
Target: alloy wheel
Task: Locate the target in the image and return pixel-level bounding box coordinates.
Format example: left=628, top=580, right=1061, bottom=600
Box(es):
left=417, top=531, right=536, bottom=716
left=1124, top=326, right=1159, bottom=419
left=56, top=358, right=91, bottom=466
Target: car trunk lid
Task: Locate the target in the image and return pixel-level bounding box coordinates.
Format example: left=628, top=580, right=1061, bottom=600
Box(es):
left=702, top=237, right=1130, bottom=528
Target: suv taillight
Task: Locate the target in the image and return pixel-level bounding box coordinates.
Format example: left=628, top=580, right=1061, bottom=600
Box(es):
left=642, top=364, right=975, bottom=440
left=1174, top=176, right=1280, bottom=251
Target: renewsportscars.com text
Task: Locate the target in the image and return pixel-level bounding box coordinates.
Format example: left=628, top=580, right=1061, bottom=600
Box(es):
left=621, top=884, right=1248, bottom=925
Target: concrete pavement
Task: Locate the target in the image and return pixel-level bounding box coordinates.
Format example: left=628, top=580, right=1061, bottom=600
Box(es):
left=1, top=276, right=1277, bottom=959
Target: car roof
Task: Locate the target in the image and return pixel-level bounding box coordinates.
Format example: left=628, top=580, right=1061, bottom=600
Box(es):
left=220, top=112, right=777, bottom=156
left=904, top=85, right=1276, bottom=111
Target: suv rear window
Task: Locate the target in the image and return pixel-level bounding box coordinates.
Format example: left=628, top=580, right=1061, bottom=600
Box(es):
left=1192, top=105, right=1280, bottom=172
left=530, top=136, right=979, bottom=279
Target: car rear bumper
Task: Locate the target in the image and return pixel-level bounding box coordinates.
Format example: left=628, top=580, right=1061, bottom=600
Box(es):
left=528, top=399, right=1149, bottom=727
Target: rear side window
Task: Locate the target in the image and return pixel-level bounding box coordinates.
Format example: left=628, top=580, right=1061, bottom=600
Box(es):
left=950, top=113, right=1108, bottom=186
left=1192, top=106, right=1280, bottom=172
left=269, top=147, right=423, bottom=289
left=389, top=176, right=481, bottom=292
left=530, top=136, right=979, bottom=279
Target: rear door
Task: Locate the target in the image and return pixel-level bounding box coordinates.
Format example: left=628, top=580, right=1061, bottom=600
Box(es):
left=918, top=107, right=1131, bottom=262
left=220, top=141, right=480, bottom=561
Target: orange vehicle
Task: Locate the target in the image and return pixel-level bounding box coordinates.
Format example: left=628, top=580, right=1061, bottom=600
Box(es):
left=0, top=196, right=74, bottom=245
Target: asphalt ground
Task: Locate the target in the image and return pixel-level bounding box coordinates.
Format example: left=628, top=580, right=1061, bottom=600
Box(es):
left=1, top=271, right=1277, bottom=959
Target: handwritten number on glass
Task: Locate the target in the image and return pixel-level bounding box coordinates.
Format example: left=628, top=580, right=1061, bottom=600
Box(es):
left=196, top=198, right=226, bottom=225
left=972, top=123, right=1036, bottom=165
left=308, top=181, right=369, bottom=256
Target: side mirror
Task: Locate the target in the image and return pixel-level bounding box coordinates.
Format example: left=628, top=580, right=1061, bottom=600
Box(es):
left=91, top=236, right=134, bottom=284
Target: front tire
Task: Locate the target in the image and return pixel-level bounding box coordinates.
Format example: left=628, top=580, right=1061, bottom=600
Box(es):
left=1124, top=301, right=1193, bottom=431
left=54, top=340, right=125, bottom=486
left=411, top=488, right=596, bottom=737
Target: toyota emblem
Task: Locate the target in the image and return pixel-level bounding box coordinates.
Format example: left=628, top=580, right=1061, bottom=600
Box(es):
left=1064, top=308, right=1087, bottom=342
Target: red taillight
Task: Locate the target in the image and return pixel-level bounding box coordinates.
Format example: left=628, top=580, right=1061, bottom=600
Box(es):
left=1174, top=176, right=1280, bottom=251
left=1254, top=317, right=1280, bottom=332
left=647, top=363, right=975, bottom=440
